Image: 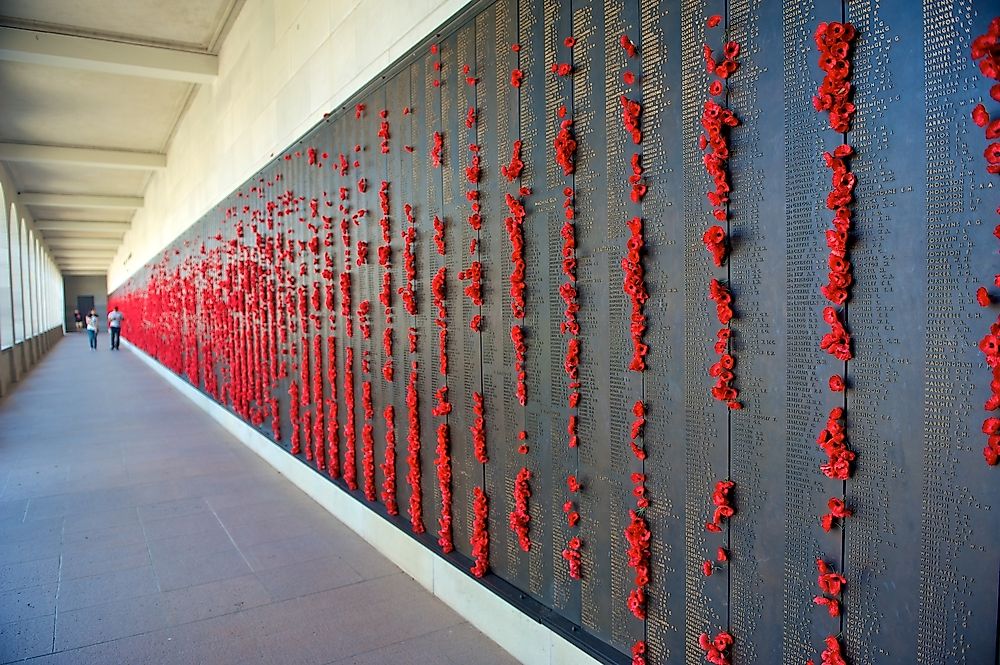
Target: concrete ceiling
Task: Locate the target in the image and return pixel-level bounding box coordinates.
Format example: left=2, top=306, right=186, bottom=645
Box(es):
left=0, top=0, right=244, bottom=274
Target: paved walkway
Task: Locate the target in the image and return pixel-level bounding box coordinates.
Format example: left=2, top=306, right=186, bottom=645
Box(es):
left=0, top=336, right=516, bottom=665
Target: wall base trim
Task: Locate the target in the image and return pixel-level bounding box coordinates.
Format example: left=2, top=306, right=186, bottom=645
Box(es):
left=123, top=339, right=605, bottom=665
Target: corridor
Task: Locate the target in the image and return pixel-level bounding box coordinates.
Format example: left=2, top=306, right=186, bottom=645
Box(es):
left=0, top=337, right=516, bottom=665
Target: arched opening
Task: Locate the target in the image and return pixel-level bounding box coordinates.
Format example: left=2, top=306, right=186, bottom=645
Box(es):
left=10, top=209, right=23, bottom=344
left=0, top=184, right=8, bottom=350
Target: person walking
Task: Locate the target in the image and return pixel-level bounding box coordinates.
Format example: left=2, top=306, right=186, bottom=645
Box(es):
left=107, top=306, right=123, bottom=350
left=85, top=309, right=99, bottom=350
left=73, top=309, right=83, bottom=331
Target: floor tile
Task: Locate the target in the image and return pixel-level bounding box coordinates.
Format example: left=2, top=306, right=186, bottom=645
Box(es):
left=0, top=614, right=54, bottom=663
left=54, top=593, right=170, bottom=651
left=57, top=565, right=160, bottom=612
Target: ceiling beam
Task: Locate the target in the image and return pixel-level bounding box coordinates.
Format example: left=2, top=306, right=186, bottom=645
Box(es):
left=56, top=256, right=113, bottom=263
left=0, top=27, right=218, bottom=83
left=45, top=238, right=120, bottom=249
left=43, top=230, right=125, bottom=240
left=18, top=193, right=142, bottom=209
left=35, top=220, right=130, bottom=233
left=0, top=143, right=166, bottom=170
left=51, top=253, right=117, bottom=260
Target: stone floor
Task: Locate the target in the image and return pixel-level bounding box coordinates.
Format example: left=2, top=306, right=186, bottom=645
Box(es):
left=0, top=335, right=517, bottom=665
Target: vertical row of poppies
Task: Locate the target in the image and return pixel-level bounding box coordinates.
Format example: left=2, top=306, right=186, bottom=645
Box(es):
left=805, top=18, right=858, bottom=665
left=971, top=20, right=1000, bottom=467
left=695, top=11, right=738, bottom=665
left=618, top=29, right=652, bottom=665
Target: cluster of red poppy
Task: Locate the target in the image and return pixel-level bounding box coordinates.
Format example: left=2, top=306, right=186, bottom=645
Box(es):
left=550, top=62, right=573, bottom=77
left=622, top=217, right=649, bottom=372
left=972, top=19, right=1000, bottom=465
left=501, top=140, right=523, bottom=182
left=704, top=479, right=735, bottom=533
left=458, top=261, right=483, bottom=309
left=702, top=225, right=726, bottom=267
left=312, top=335, right=325, bottom=469
left=819, top=306, right=851, bottom=361
left=972, top=18, right=1000, bottom=98
left=707, top=280, right=739, bottom=409
left=435, top=421, right=453, bottom=553
left=288, top=381, right=301, bottom=454
left=399, top=205, right=416, bottom=315
left=470, top=391, right=487, bottom=464
left=816, top=406, right=853, bottom=480
left=809, top=21, right=858, bottom=664
left=813, top=22, right=857, bottom=133
left=628, top=154, right=646, bottom=204
left=511, top=324, right=527, bottom=406
left=561, top=537, right=582, bottom=580
left=806, top=636, right=847, bottom=665
left=620, top=34, right=637, bottom=58
left=510, top=68, right=523, bottom=88
left=554, top=121, right=576, bottom=175
left=701, top=545, right=729, bottom=578
left=510, top=467, right=532, bottom=551
left=697, top=631, right=733, bottom=665
left=470, top=486, right=489, bottom=578
left=819, top=145, right=855, bottom=307
left=378, top=119, right=390, bottom=155
left=812, top=558, right=846, bottom=618
left=339, top=273, right=353, bottom=338
left=432, top=267, right=449, bottom=375
left=380, top=405, right=397, bottom=515
left=550, top=64, right=586, bottom=577
left=699, top=19, right=742, bottom=430
left=624, top=507, right=650, bottom=620
left=630, top=641, right=647, bottom=665
left=362, top=381, right=376, bottom=501
left=431, top=131, right=443, bottom=168
left=699, top=100, right=739, bottom=222
left=326, top=338, right=340, bottom=478
left=343, top=347, right=357, bottom=490
left=357, top=300, right=371, bottom=339
left=629, top=400, right=647, bottom=461
left=562, top=498, right=579, bottom=527
left=504, top=193, right=527, bottom=318
left=406, top=363, right=424, bottom=533
left=378, top=185, right=395, bottom=384
left=433, top=215, right=446, bottom=256
left=621, top=96, right=642, bottom=145
left=819, top=496, right=852, bottom=532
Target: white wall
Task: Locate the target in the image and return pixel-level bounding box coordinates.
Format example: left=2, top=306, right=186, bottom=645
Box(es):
left=109, top=0, right=473, bottom=290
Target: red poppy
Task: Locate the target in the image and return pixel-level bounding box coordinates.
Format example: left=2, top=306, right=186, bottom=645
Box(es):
left=620, top=34, right=637, bottom=58
left=973, top=103, right=990, bottom=127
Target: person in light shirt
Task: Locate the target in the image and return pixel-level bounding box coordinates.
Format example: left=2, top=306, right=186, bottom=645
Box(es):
left=107, top=306, right=124, bottom=350
left=85, top=309, right=99, bottom=350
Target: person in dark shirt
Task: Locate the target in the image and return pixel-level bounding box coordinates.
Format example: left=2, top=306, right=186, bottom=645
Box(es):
left=73, top=309, right=83, bottom=331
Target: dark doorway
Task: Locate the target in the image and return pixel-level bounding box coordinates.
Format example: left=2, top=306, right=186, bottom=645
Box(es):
left=77, top=295, right=95, bottom=315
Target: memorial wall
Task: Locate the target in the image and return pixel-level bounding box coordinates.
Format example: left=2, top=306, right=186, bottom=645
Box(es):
left=110, top=1, right=1000, bottom=663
